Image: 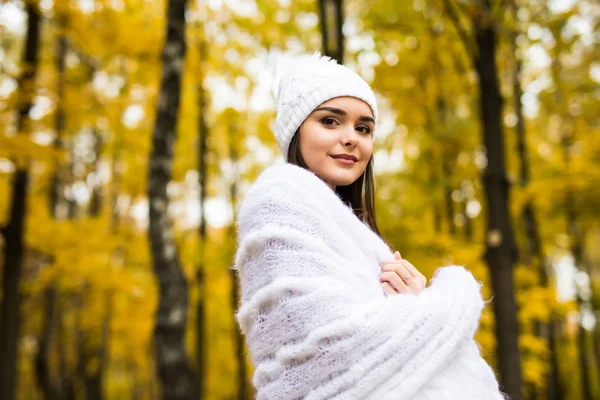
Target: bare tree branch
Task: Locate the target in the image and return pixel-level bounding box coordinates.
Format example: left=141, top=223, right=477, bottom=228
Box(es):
left=441, top=0, right=475, bottom=61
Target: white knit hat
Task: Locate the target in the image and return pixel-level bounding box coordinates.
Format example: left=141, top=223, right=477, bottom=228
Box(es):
left=275, top=51, right=378, bottom=161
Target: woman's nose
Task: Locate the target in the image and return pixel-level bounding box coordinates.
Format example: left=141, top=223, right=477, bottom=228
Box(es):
left=340, top=125, right=359, bottom=146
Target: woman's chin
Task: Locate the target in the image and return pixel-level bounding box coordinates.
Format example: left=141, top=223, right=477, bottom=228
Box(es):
left=324, top=172, right=360, bottom=187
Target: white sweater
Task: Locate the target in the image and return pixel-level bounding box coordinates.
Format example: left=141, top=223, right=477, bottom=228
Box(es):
left=233, top=163, right=507, bottom=400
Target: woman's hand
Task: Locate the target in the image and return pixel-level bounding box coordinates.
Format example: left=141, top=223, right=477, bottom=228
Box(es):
left=380, top=251, right=427, bottom=295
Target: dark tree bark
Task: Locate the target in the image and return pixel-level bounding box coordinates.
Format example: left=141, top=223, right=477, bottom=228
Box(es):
left=435, top=98, right=456, bottom=237
left=66, top=146, right=78, bottom=219
left=548, top=18, right=598, bottom=397
left=131, top=361, right=141, bottom=400
left=471, top=1, right=523, bottom=398
left=319, top=0, right=344, bottom=63
left=147, top=1, right=197, bottom=399
left=427, top=60, right=457, bottom=237
left=420, top=71, right=443, bottom=235
left=195, top=32, right=208, bottom=399
left=461, top=194, right=473, bottom=240
left=563, top=133, right=594, bottom=400
left=431, top=165, right=442, bottom=233
left=49, top=14, right=68, bottom=219
left=562, top=101, right=600, bottom=400
left=547, top=318, right=563, bottom=400
left=89, top=129, right=104, bottom=217
left=226, top=117, right=250, bottom=399
left=507, top=2, right=562, bottom=398
left=0, top=4, right=41, bottom=400
left=80, top=293, right=112, bottom=400
left=56, top=302, right=76, bottom=400
left=110, top=124, right=124, bottom=231
left=78, top=52, right=103, bottom=217
left=35, top=19, right=71, bottom=397
left=442, top=159, right=455, bottom=236
left=87, top=55, right=104, bottom=217
left=429, top=30, right=471, bottom=240
left=34, top=287, right=60, bottom=400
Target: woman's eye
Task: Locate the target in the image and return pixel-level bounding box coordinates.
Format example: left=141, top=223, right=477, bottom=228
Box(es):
left=322, top=117, right=337, bottom=126
left=357, top=126, right=372, bottom=134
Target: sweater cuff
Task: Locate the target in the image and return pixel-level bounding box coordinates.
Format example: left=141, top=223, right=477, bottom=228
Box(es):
left=430, top=265, right=483, bottom=291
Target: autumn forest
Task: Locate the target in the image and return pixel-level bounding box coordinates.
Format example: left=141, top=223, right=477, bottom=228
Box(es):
left=0, top=0, right=599, bottom=399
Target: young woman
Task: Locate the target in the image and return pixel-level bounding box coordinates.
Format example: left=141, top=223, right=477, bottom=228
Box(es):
left=233, top=52, right=507, bottom=399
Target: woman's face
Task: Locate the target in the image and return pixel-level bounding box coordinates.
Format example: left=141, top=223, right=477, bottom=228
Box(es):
left=299, top=96, right=375, bottom=190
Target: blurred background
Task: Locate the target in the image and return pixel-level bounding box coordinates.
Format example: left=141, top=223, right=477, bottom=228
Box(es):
left=0, top=0, right=599, bottom=399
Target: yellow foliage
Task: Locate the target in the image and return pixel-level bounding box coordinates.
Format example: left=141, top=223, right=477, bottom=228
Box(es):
left=1, top=0, right=597, bottom=399
left=0, top=134, right=66, bottom=165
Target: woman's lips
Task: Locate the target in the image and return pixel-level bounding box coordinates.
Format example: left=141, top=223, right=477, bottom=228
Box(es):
left=331, top=156, right=356, bottom=165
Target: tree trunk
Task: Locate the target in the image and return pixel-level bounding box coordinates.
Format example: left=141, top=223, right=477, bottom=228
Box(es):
left=76, top=53, right=103, bottom=217
left=227, top=118, right=249, bottom=399
left=471, top=1, right=523, bottom=398
left=574, top=295, right=592, bottom=400
left=442, top=159, right=455, bottom=236
left=435, top=96, right=456, bottom=236
left=147, top=1, right=197, bottom=399
left=564, top=141, right=600, bottom=400
left=420, top=73, right=442, bottom=235
left=0, top=4, right=41, bottom=400
left=131, top=361, right=141, bottom=400
left=507, top=2, right=562, bottom=397
left=195, top=32, right=208, bottom=399
left=431, top=163, right=442, bottom=233
left=89, top=129, right=104, bottom=217
left=49, top=14, right=68, bottom=219
left=550, top=16, right=599, bottom=395
left=110, top=121, right=124, bottom=231
left=319, top=0, right=344, bottom=63
left=564, top=140, right=594, bottom=400
left=81, top=293, right=111, bottom=400
left=462, top=195, right=473, bottom=240
left=66, top=144, right=78, bottom=219
left=582, top=259, right=600, bottom=395
left=547, top=316, right=564, bottom=400
left=34, top=287, right=59, bottom=400
left=56, top=303, right=76, bottom=400
left=35, top=23, right=71, bottom=397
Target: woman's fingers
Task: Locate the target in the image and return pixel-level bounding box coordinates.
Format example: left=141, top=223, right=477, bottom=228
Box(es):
left=381, top=257, right=426, bottom=293
left=398, top=270, right=422, bottom=292
left=399, top=259, right=427, bottom=290
left=381, top=281, right=396, bottom=295
left=399, top=259, right=419, bottom=277
left=381, top=262, right=412, bottom=282
left=380, top=271, right=409, bottom=293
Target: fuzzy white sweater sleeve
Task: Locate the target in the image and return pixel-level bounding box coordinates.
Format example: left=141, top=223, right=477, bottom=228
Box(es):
left=234, top=164, right=506, bottom=400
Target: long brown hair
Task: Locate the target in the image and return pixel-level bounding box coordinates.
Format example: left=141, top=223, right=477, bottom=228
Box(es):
left=287, top=129, right=382, bottom=237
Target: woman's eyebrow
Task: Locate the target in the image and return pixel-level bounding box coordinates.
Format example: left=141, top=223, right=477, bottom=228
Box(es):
left=314, top=107, right=374, bottom=123
left=359, top=116, right=375, bottom=123
left=315, top=106, right=346, bottom=116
